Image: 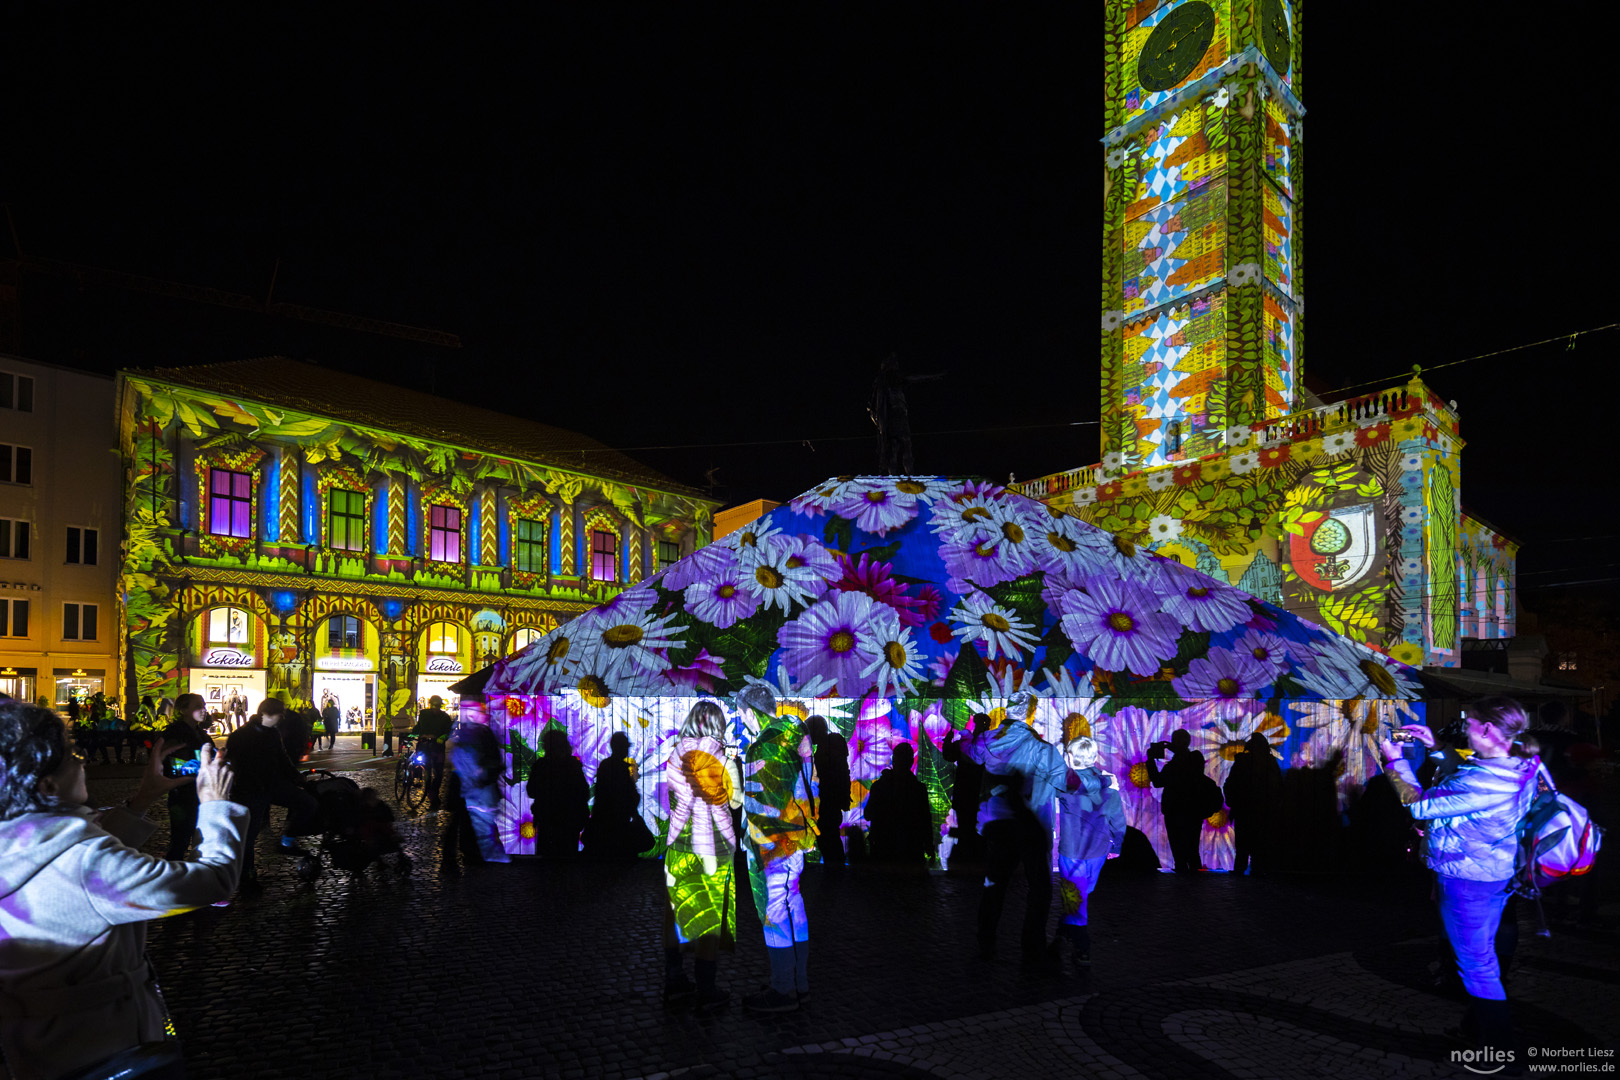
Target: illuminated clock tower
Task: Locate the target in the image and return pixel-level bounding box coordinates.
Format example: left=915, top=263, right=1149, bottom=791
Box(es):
left=1101, top=0, right=1302, bottom=471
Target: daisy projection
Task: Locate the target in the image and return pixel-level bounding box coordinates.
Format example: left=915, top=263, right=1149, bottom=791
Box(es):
left=473, top=477, right=1424, bottom=866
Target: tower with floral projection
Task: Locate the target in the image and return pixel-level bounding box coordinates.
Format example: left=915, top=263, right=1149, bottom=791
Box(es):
left=1013, top=1, right=1520, bottom=670
left=1102, top=0, right=1301, bottom=470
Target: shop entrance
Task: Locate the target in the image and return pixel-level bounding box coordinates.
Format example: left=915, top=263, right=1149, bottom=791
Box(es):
left=416, top=674, right=461, bottom=713
left=312, top=670, right=376, bottom=732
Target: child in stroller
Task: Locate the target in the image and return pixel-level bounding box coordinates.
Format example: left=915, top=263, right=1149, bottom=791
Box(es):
left=297, top=771, right=411, bottom=881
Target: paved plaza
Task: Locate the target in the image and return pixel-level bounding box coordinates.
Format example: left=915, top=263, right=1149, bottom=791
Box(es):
left=83, top=755, right=1618, bottom=1080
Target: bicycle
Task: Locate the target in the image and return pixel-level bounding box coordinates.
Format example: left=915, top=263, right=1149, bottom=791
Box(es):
left=393, top=736, right=431, bottom=812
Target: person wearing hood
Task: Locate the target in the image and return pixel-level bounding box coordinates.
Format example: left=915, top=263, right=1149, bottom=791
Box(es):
left=970, top=708, right=1078, bottom=963
left=1377, top=695, right=1537, bottom=1056
left=0, top=700, right=247, bottom=1080
left=1052, top=735, right=1125, bottom=970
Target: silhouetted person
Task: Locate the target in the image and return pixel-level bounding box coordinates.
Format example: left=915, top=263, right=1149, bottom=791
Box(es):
left=804, top=715, right=850, bottom=871
left=527, top=727, right=589, bottom=856
left=973, top=718, right=1076, bottom=962
left=162, top=692, right=219, bottom=860
left=411, top=695, right=455, bottom=811
left=224, top=697, right=318, bottom=895
left=321, top=700, right=341, bottom=750
left=1224, top=732, right=1281, bottom=876
left=583, top=731, right=652, bottom=857
left=1148, top=729, right=1206, bottom=873
left=942, top=713, right=990, bottom=866
left=864, top=744, right=935, bottom=866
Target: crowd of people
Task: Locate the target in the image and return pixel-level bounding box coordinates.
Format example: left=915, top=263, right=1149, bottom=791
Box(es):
left=0, top=689, right=1606, bottom=1077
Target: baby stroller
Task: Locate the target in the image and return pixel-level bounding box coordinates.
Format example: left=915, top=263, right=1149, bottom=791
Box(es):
left=295, top=770, right=411, bottom=882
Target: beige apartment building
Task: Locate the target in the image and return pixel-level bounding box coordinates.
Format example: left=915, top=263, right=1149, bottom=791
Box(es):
left=0, top=355, right=120, bottom=708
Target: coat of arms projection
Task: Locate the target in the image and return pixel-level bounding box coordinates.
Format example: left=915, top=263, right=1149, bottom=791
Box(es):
left=474, top=477, right=1422, bottom=871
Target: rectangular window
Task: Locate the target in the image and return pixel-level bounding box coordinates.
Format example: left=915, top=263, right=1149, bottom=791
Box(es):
left=590, top=529, right=617, bottom=583
left=208, top=468, right=253, bottom=538
left=1, top=598, right=29, bottom=637
left=63, top=602, right=98, bottom=641
left=514, top=517, right=546, bottom=573
left=429, top=505, right=462, bottom=563
left=658, top=539, right=681, bottom=569
left=65, top=526, right=98, bottom=565
left=208, top=607, right=250, bottom=644
left=0, top=373, right=33, bottom=412
left=1558, top=652, right=1578, bottom=672
left=0, top=518, right=29, bottom=560
left=0, top=444, right=33, bottom=485
left=328, top=615, right=361, bottom=649
left=328, top=490, right=366, bottom=552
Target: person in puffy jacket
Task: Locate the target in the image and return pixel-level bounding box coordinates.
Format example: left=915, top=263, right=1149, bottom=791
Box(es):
left=1377, top=695, right=1537, bottom=1054
left=0, top=700, right=247, bottom=1080
left=1052, top=736, right=1125, bottom=970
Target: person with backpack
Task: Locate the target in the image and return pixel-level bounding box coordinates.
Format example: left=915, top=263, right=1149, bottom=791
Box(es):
left=1224, top=732, right=1282, bottom=877
left=1377, top=695, right=1538, bottom=1055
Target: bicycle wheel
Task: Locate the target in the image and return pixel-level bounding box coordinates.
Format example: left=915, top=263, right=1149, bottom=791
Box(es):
left=403, top=763, right=429, bottom=812
left=394, top=761, right=413, bottom=807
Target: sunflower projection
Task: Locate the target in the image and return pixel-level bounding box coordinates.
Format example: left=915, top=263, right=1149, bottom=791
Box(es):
left=472, top=477, right=1424, bottom=870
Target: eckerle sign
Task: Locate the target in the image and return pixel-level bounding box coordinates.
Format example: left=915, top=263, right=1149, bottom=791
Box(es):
left=424, top=656, right=464, bottom=674
left=202, top=648, right=255, bottom=668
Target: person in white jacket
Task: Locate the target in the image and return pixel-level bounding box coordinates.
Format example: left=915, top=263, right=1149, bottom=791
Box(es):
left=0, top=700, right=248, bottom=1080
left=1376, top=695, right=1537, bottom=1056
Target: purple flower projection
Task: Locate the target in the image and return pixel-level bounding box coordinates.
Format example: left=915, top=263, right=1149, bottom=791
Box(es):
left=480, top=476, right=1424, bottom=867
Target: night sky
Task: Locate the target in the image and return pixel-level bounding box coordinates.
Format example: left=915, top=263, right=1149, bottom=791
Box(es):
left=5, top=4, right=1616, bottom=603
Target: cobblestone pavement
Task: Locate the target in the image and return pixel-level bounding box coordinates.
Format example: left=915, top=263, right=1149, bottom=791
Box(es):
left=82, top=764, right=1618, bottom=1080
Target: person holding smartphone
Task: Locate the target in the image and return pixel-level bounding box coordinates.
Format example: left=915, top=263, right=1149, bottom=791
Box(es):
left=162, top=692, right=219, bottom=860
left=0, top=700, right=245, bottom=1080
left=1376, top=696, right=1537, bottom=1055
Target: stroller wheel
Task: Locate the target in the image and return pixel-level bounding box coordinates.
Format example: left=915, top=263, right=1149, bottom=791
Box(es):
left=296, top=855, right=323, bottom=883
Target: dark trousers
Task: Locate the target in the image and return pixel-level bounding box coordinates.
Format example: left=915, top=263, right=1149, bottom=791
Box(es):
left=241, top=780, right=319, bottom=881
left=424, top=749, right=446, bottom=809
left=816, top=803, right=846, bottom=868
left=1232, top=816, right=1270, bottom=876
left=977, top=816, right=1053, bottom=954
left=1165, top=812, right=1204, bottom=873
left=166, top=794, right=200, bottom=860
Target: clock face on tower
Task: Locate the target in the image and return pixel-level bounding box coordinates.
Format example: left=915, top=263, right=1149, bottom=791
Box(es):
left=1261, top=0, right=1291, bottom=77
left=1137, top=2, right=1217, bottom=93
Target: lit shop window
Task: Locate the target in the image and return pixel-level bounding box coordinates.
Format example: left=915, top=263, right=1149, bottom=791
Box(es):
left=62, top=603, right=98, bottom=641
left=590, top=530, right=617, bottom=583
left=328, top=615, right=361, bottom=650
left=429, top=505, right=462, bottom=563
left=329, top=490, right=366, bottom=552
left=65, top=526, right=98, bottom=564
left=0, top=518, right=29, bottom=560
left=0, top=444, right=33, bottom=486
left=0, top=599, right=28, bottom=638
left=208, top=606, right=252, bottom=645
left=208, top=469, right=253, bottom=538
left=509, top=626, right=543, bottom=654
left=514, top=517, right=546, bottom=573
left=0, top=372, right=34, bottom=412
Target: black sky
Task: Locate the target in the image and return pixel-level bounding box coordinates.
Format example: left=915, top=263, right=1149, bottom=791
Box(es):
left=4, top=3, right=1616, bottom=600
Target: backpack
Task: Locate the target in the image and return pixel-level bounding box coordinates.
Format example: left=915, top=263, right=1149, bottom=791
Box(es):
left=1513, top=765, right=1602, bottom=900
left=1197, top=774, right=1225, bottom=820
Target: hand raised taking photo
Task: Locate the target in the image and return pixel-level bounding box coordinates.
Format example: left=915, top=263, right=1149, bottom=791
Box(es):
left=195, top=743, right=236, bottom=804
left=126, top=740, right=197, bottom=814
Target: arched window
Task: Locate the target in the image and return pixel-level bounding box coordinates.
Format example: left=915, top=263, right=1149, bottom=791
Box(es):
left=427, top=622, right=461, bottom=656
left=207, top=606, right=251, bottom=645
left=509, top=626, right=543, bottom=654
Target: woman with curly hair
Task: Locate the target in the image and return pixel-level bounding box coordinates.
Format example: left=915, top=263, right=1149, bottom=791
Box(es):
left=0, top=700, right=247, bottom=1080
left=660, top=700, right=743, bottom=1011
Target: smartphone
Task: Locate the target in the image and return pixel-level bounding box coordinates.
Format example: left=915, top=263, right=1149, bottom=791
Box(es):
left=164, top=751, right=202, bottom=778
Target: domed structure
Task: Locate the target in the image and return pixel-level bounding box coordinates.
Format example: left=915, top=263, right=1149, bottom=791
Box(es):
left=467, top=476, right=1421, bottom=866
